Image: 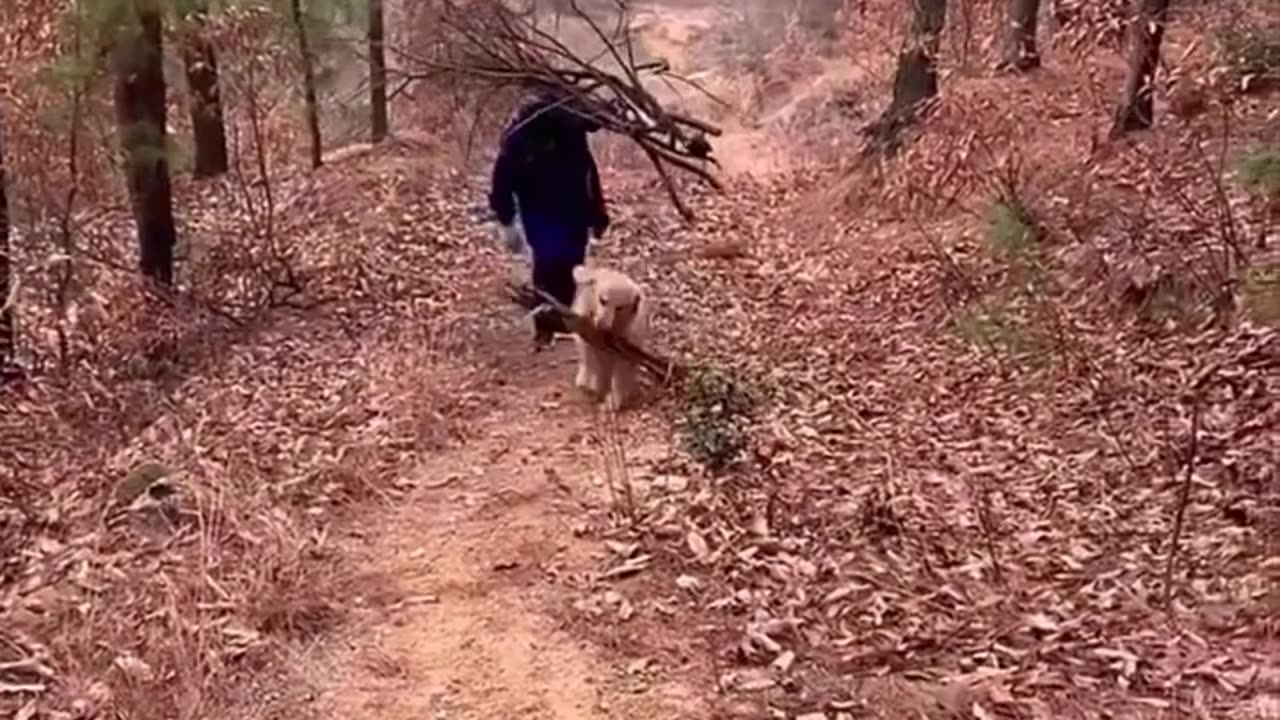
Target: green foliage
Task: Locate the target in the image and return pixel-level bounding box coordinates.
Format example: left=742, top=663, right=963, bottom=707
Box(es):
left=1237, top=146, right=1280, bottom=198
left=677, top=366, right=759, bottom=472
left=1243, top=263, right=1280, bottom=327
left=984, top=198, right=1043, bottom=261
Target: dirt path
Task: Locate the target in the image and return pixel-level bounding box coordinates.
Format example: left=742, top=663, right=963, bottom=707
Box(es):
left=231, top=4, right=823, bottom=715
left=236, top=336, right=707, bottom=720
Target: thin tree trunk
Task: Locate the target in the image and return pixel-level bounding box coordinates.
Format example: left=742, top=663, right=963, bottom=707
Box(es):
left=999, top=0, right=1041, bottom=71
left=182, top=5, right=229, bottom=178
left=56, top=0, right=85, bottom=368
left=291, top=0, right=323, bottom=168
left=0, top=116, right=14, bottom=372
left=1111, top=0, right=1171, bottom=137
left=864, top=0, right=947, bottom=153
left=113, top=2, right=178, bottom=285
left=369, top=0, right=389, bottom=142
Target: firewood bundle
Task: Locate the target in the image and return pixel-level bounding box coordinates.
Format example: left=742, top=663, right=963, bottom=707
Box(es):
left=420, top=0, right=724, bottom=219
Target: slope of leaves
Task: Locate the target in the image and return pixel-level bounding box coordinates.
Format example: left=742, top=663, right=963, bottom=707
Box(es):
left=3, top=2, right=1278, bottom=719
left=580, top=161, right=1277, bottom=718
left=0, top=142, right=515, bottom=719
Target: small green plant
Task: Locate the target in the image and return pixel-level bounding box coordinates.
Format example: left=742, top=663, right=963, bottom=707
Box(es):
left=1238, top=146, right=1280, bottom=198
left=677, top=366, right=758, bottom=472
left=984, top=198, right=1043, bottom=261
left=1243, top=263, right=1280, bottom=326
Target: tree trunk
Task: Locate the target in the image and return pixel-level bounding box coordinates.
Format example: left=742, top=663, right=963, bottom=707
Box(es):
left=291, top=0, right=323, bottom=168
left=1111, top=0, right=1171, bottom=137
left=113, top=3, right=177, bottom=286
left=369, top=0, right=389, bottom=142
left=999, top=0, right=1041, bottom=71
left=0, top=116, right=14, bottom=372
left=864, top=0, right=947, bottom=153
left=181, top=6, right=229, bottom=178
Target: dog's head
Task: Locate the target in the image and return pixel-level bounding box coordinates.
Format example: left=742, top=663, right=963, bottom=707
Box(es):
left=573, top=265, right=643, bottom=333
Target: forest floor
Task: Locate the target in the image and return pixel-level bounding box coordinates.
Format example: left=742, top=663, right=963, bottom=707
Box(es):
left=1, top=1, right=1277, bottom=719
left=227, top=322, right=714, bottom=720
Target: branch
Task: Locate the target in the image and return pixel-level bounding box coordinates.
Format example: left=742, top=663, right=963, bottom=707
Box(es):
left=1162, top=393, right=1200, bottom=608
left=406, top=0, right=723, bottom=218
left=506, top=279, right=685, bottom=384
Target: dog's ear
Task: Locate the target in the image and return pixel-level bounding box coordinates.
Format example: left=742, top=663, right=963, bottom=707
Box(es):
left=572, top=265, right=594, bottom=285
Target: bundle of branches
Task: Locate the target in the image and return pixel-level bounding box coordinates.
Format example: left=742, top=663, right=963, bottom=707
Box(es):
left=417, top=0, right=723, bottom=219
left=506, top=279, right=686, bottom=384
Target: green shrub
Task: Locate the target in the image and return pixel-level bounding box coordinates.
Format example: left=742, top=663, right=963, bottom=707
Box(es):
left=984, top=199, right=1043, bottom=261
left=677, top=367, right=758, bottom=472
left=1243, top=263, right=1280, bottom=327
left=1238, top=146, right=1280, bottom=198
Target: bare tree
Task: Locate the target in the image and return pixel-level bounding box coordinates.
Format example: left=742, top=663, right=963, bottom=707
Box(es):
left=0, top=114, right=13, bottom=372
left=1111, top=0, right=1172, bottom=136
left=180, top=1, right=229, bottom=178
left=113, top=0, right=178, bottom=285
left=290, top=0, right=323, bottom=167
left=864, top=0, right=948, bottom=153
left=369, top=0, right=389, bottom=142
left=998, top=0, right=1041, bottom=71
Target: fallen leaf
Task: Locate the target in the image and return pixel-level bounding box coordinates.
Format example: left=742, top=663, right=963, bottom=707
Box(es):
left=686, top=529, right=710, bottom=561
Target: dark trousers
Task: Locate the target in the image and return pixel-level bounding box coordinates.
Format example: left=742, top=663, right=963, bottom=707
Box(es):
left=531, top=256, right=578, bottom=336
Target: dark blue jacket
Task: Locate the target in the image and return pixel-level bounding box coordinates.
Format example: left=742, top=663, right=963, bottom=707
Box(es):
left=489, top=97, right=609, bottom=265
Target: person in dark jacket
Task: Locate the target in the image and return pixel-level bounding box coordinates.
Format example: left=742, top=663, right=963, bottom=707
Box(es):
left=489, top=92, right=610, bottom=349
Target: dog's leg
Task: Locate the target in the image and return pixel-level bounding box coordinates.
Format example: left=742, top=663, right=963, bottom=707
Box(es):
left=592, top=349, right=613, bottom=398
left=574, top=337, right=596, bottom=394
left=607, top=360, right=638, bottom=412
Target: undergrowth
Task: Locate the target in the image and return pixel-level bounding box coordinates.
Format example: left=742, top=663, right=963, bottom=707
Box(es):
left=1243, top=262, right=1280, bottom=325
left=1217, top=23, right=1280, bottom=91
left=677, top=366, right=759, bottom=473
left=984, top=197, right=1044, bottom=261
left=950, top=195, right=1055, bottom=364
left=1237, top=145, right=1280, bottom=198
left=951, top=300, right=1048, bottom=363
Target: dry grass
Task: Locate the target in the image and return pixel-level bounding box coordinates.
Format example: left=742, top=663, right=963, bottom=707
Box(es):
left=0, top=144, right=497, bottom=719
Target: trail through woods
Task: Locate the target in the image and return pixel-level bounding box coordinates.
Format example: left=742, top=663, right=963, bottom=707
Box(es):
left=3, top=1, right=1277, bottom=719
left=232, top=338, right=709, bottom=720
left=235, top=7, right=862, bottom=718
left=213, top=2, right=1280, bottom=718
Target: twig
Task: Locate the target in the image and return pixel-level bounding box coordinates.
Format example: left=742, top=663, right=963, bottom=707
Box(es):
left=973, top=480, right=1005, bottom=585
left=597, top=403, right=636, bottom=522
left=1162, top=392, right=1201, bottom=608
left=506, top=280, right=684, bottom=384
left=398, top=0, right=723, bottom=219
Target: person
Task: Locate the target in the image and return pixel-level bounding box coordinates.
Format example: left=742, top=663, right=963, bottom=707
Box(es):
left=489, top=91, right=610, bottom=350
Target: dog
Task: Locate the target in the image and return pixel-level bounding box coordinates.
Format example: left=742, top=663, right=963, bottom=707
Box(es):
left=569, top=264, right=650, bottom=411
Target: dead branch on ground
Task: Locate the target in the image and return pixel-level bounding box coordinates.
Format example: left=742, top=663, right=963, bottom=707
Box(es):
left=1162, top=393, right=1200, bottom=607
